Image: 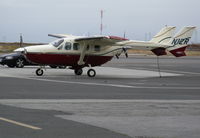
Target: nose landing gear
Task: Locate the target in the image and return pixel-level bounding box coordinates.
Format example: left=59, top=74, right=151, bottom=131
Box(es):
left=36, top=68, right=44, bottom=76
left=36, top=66, right=45, bottom=76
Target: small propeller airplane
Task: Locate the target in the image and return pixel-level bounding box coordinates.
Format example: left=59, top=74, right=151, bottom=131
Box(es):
left=19, top=26, right=196, bottom=77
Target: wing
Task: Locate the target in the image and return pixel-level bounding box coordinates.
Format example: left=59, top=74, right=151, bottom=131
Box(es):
left=75, top=35, right=129, bottom=65
left=75, top=35, right=129, bottom=44
left=75, top=35, right=163, bottom=48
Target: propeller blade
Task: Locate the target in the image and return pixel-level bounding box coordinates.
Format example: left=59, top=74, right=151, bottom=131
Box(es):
left=125, top=52, right=128, bottom=58
left=122, top=48, right=128, bottom=58
left=115, top=55, right=119, bottom=59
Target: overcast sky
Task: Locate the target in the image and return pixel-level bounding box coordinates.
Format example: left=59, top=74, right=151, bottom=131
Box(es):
left=0, top=0, right=199, bottom=43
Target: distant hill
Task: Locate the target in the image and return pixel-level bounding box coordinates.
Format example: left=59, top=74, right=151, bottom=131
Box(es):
left=187, top=44, right=200, bottom=51
left=0, top=42, right=46, bottom=47
left=0, top=42, right=46, bottom=52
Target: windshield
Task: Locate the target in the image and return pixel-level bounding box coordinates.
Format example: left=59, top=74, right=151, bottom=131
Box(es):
left=51, top=39, right=64, bottom=47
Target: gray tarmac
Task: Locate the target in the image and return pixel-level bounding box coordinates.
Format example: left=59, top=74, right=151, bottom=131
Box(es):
left=0, top=55, right=200, bottom=138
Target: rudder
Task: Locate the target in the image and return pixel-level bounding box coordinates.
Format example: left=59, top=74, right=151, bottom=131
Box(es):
left=167, top=26, right=196, bottom=57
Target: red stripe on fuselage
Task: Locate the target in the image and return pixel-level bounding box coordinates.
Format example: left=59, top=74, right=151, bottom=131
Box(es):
left=25, top=53, right=113, bottom=67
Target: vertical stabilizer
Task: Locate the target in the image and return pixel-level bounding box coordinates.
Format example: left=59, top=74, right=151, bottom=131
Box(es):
left=167, top=26, right=196, bottom=57
left=150, top=26, right=176, bottom=44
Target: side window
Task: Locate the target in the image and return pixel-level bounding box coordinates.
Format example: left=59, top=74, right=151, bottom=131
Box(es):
left=73, top=43, right=80, bottom=50
left=94, top=45, right=100, bottom=52
left=65, top=42, right=71, bottom=50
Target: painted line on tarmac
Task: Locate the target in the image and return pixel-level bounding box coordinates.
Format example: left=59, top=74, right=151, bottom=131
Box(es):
left=1, top=73, right=200, bottom=89
left=1, top=99, right=200, bottom=104
left=0, top=73, right=133, bottom=88
left=26, top=78, right=200, bottom=89
left=0, top=117, right=42, bottom=130
left=26, top=77, right=200, bottom=89
left=12, top=76, right=200, bottom=90
left=26, top=77, right=134, bottom=88
left=131, top=67, right=200, bottom=75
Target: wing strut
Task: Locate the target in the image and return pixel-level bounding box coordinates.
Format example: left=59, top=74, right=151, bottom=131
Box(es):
left=78, top=42, right=87, bottom=65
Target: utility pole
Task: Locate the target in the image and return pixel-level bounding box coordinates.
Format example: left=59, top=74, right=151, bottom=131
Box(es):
left=195, top=30, right=198, bottom=43
left=100, top=10, right=103, bottom=35
left=123, top=31, right=126, bottom=38
left=20, top=33, right=23, bottom=47
left=149, top=32, right=151, bottom=40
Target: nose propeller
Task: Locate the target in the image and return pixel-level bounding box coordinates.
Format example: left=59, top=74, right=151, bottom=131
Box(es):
left=23, top=48, right=27, bottom=54
left=115, top=48, right=128, bottom=59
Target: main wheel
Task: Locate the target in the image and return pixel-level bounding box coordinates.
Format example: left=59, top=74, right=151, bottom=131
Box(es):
left=74, top=68, right=83, bottom=75
left=36, top=68, right=44, bottom=76
left=16, top=58, right=24, bottom=68
left=87, top=69, right=96, bottom=77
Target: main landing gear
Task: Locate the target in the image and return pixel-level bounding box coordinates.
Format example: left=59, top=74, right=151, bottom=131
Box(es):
left=87, top=69, right=96, bottom=77
left=74, top=68, right=96, bottom=77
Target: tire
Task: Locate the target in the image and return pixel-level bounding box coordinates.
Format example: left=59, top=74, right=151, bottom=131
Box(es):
left=16, top=58, right=24, bottom=68
left=7, top=64, right=15, bottom=68
left=36, top=68, right=44, bottom=76
left=87, top=69, right=96, bottom=77
left=74, top=68, right=83, bottom=75
left=49, top=65, right=57, bottom=68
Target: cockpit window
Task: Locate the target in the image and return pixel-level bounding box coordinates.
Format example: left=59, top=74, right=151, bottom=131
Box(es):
left=57, top=45, right=63, bottom=50
left=51, top=39, right=64, bottom=47
left=65, top=42, right=72, bottom=50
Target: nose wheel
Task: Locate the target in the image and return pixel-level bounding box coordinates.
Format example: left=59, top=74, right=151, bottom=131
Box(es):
left=87, top=69, right=96, bottom=77
left=36, top=68, right=44, bottom=76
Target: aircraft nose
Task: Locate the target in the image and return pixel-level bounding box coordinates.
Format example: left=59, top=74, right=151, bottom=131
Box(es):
left=23, top=46, right=32, bottom=54
left=23, top=48, right=27, bottom=54
left=14, top=47, right=26, bottom=53
left=24, top=45, right=47, bottom=53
